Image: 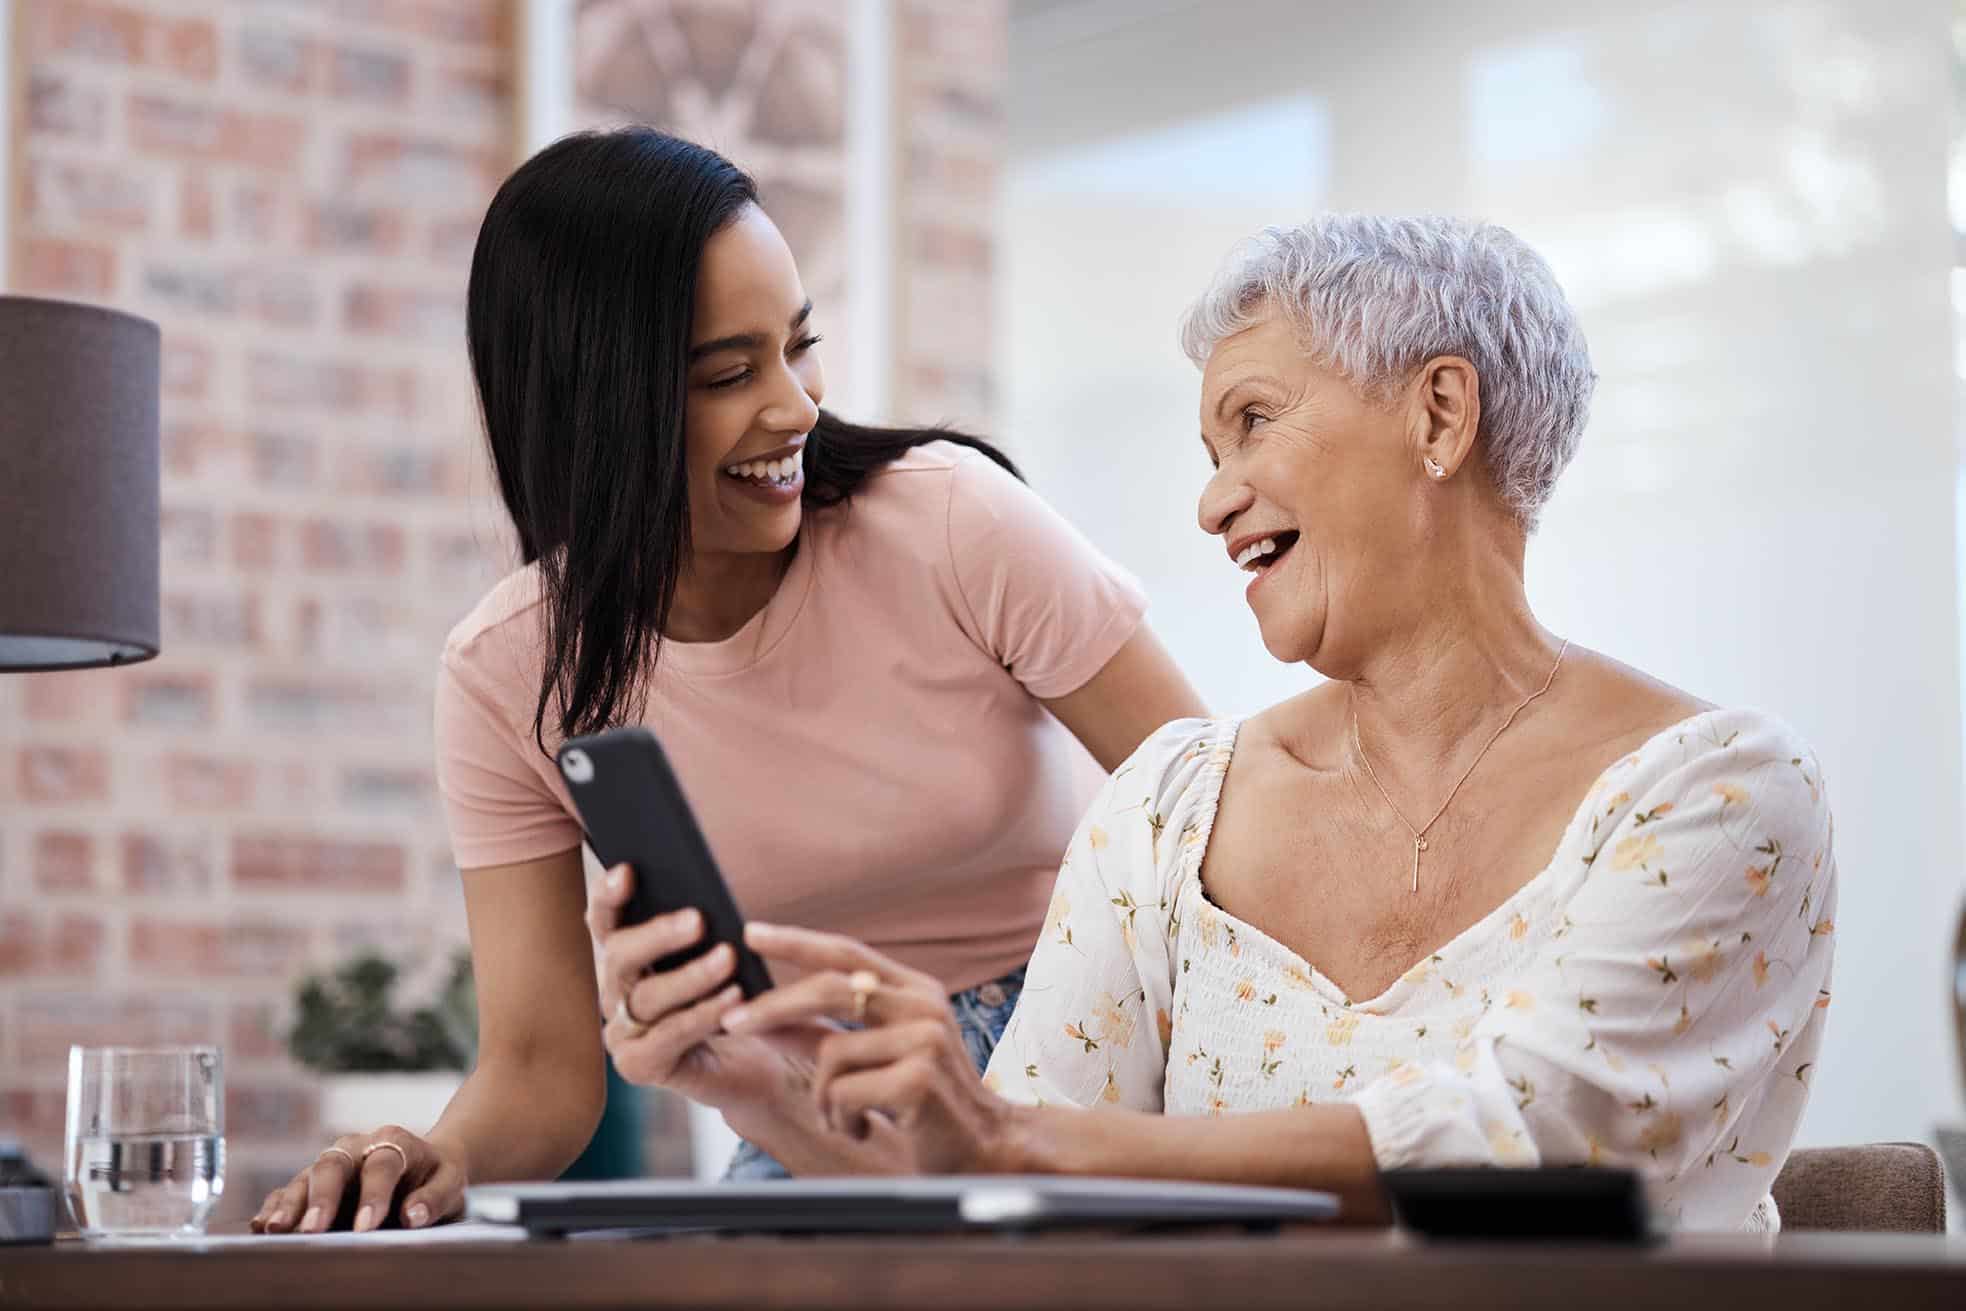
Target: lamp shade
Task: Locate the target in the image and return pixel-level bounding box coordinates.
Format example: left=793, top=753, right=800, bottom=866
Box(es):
left=0, top=295, right=161, bottom=672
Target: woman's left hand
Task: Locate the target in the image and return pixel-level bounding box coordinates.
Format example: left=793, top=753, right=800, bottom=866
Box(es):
left=721, top=923, right=1015, bottom=1175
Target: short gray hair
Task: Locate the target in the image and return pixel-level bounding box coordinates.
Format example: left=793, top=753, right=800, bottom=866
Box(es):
left=1179, top=215, right=1596, bottom=530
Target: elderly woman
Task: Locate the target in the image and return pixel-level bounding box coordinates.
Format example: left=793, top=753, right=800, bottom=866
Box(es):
left=598, top=215, right=1837, bottom=1231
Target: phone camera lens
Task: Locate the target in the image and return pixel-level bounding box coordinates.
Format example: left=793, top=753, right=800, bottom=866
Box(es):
left=561, top=749, right=594, bottom=784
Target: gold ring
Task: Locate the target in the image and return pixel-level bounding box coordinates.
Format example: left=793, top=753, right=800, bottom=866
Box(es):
left=848, top=969, right=881, bottom=1025
left=316, top=1145, right=357, bottom=1170
left=615, top=995, right=651, bottom=1038
left=362, top=1140, right=409, bottom=1169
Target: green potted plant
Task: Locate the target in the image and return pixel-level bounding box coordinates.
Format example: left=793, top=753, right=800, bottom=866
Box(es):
left=287, top=948, right=476, bottom=1138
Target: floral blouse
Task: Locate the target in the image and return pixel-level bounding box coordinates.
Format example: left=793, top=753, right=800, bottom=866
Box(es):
left=982, top=708, right=1837, bottom=1231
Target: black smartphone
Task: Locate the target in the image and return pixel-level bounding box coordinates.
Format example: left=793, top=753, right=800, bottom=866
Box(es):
left=1380, top=1166, right=1654, bottom=1242
left=557, top=727, right=773, bottom=999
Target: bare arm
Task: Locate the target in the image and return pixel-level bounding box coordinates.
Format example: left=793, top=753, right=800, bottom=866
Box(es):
left=1040, top=625, right=1207, bottom=772
left=726, top=923, right=1391, bottom=1220
left=426, top=846, right=609, bottom=1184
left=997, top=1101, right=1391, bottom=1222
left=253, top=847, right=606, bottom=1232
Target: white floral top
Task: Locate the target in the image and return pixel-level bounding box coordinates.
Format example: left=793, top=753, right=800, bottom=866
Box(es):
left=984, top=709, right=1837, bottom=1231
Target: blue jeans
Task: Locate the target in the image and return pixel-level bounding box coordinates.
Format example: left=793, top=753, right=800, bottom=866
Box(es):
left=722, top=964, right=1027, bottom=1181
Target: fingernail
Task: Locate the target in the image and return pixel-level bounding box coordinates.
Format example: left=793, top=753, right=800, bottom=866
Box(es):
left=607, top=867, right=627, bottom=893
left=355, top=1205, right=374, bottom=1232
left=301, top=1205, right=322, bottom=1233
left=722, top=1004, right=750, bottom=1031
left=407, top=1202, right=429, bottom=1228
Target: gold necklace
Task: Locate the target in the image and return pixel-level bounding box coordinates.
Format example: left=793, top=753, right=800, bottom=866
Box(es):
left=1352, top=639, right=1570, bottom=893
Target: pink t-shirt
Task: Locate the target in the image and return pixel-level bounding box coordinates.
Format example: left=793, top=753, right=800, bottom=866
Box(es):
left=434, top=443, right=1148, bottom=991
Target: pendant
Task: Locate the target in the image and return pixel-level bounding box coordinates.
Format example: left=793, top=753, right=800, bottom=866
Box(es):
left=1411, top=835, right=1427, bottom=893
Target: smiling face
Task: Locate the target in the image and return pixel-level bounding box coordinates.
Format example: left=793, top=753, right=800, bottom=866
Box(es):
left=682, top=205, right=826, bottom=560
left=1196, top=313, right=1435, bottom=673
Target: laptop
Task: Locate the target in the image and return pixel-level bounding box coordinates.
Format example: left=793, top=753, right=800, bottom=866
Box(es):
left=465, top=1176, right=1340, bottom=1237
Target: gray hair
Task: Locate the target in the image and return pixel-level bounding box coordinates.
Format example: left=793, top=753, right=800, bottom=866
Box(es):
left=1179, top=215, right=1596, bottom=530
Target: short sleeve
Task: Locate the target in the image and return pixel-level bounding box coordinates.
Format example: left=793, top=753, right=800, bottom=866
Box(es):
left=1350, top=713, right=1836, bottom=1229
left=433, top=649, right=583, bottom=871
left=985, top=718, right=1222, bottom=1110
left=945, top=452, right=1148, bottom=700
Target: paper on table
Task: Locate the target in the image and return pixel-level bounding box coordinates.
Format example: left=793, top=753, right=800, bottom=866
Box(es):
left=91, top=1221, right=528, bottom=1248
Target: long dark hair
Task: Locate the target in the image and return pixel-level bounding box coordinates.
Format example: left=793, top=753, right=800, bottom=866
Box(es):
left=466, top=128, right=1020, bottom=754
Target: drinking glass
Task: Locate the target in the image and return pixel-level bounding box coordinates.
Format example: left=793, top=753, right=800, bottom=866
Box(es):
left=64, top=1046, right=225, bottom=1240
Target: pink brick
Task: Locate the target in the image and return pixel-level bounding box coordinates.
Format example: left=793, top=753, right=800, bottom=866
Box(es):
left=29, top=2, right=217, bottom=80
left=0, top=1090, right=66, bottom=1143
left=180, top=170, right=215, bottom=238
left=21, top=671, right=107, bottom=722
left=33, top=832, right=97, bottom=893
left=0, top=911, right=106, bottom=976
left=18, top=747, right=110, bottom=804
left=128, top=916, right=310, bottom=978
left=161, top=420, right=241, bottom=479
left=24, top=156, right=154, bottom=231
left=129, top=93, right=307, bottom=171
left=16, top=236, right=117, bottom=297
left=15, top=990, right=215, bottom=1066
left=426, top=215, right=480, bottom=264
left=231, top=181, right=292, bottom=245
left=343, top=282, right=463, bottom=341
left=231, top=511, right=282, bottom=571
left=331, top=0, right=508, bottom=48
left=251, top=270, right=319, bottom=329
left=165, top=754, right=254, bottom=810
left=162, top=590, right=262, bottom=650
left=160, top=337, right=216, bottom=400
left=233, top=834, right=407, bottom=893
left=297, top=519, right=407, bottom=573
left=121, top=831, right=217, bottom=895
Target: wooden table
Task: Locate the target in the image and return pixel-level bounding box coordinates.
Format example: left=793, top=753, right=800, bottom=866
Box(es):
left=5, top=1228, right=1964, bottom=1310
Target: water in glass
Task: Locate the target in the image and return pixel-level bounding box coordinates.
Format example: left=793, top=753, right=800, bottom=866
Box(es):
left=65, top=1046, right=226, bottom=1240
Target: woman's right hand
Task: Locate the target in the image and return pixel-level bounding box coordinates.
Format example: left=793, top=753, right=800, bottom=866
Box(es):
left=589, top=865, right=830, bottom=1113
left=249, top=1126, right=466, bottom=1234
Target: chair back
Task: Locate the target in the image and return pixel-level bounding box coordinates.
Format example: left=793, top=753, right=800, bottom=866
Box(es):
left=1770, top=1142, right=1948, bottom=1232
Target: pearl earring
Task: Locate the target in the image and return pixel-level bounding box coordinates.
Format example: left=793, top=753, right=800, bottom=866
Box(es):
left=1424, top=457, right=1446, bottom=478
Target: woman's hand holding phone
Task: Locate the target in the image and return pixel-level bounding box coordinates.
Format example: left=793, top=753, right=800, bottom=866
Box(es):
left=590, top=864, right=829, bottom=1113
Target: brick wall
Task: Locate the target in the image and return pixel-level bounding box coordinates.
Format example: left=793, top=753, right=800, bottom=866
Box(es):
left=0, top=0, right=517, bottom=1220
left=2, top=0, right=1007, bottom=1213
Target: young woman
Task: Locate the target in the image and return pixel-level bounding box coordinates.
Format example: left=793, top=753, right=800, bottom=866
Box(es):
left=250, top=129, right=1203, bottom=1233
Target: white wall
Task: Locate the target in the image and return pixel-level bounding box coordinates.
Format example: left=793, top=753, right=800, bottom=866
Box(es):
left=1003, top=0, right=1965, bottom=1155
